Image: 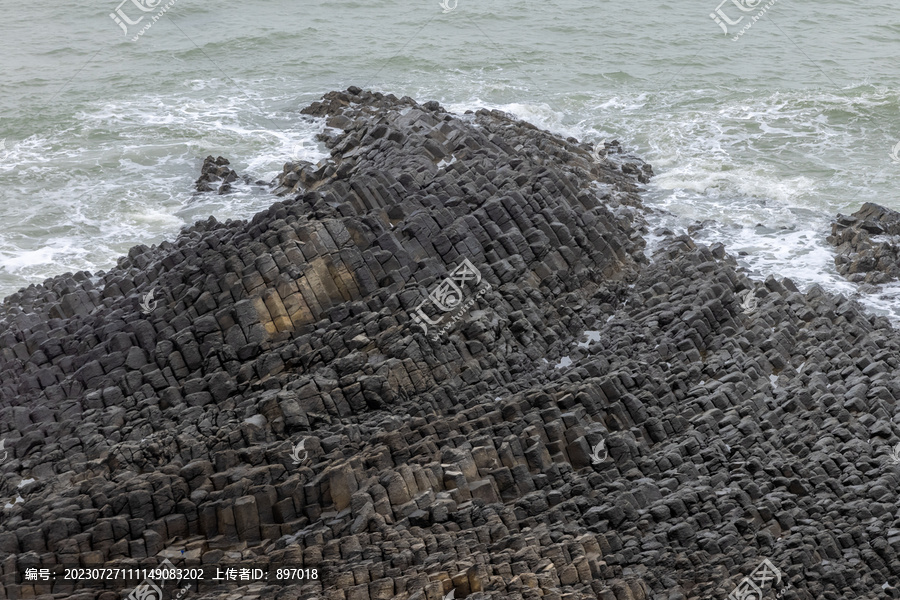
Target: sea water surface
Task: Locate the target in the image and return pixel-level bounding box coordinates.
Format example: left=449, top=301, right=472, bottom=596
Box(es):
left=2, top=0, right=900, bottom=317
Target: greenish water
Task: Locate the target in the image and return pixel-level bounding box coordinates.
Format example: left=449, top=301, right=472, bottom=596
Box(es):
left=2, top=0, right=900, bottom=315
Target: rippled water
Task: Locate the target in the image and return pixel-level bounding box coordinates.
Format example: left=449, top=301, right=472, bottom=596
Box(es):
left=2, top=0, right=900, bottom=316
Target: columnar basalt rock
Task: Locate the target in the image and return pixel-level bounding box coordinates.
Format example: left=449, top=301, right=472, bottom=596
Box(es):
left=828, top=202, right=900, bottom=284
left=195, top=155, right=245, bottom=194
left=0, top=90, right=899, bottom=600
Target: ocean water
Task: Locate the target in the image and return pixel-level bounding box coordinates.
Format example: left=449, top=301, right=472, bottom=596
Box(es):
left=3, top=0, right=900, bottom=317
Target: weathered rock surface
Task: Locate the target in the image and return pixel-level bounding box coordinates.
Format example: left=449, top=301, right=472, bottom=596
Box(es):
left=1, top=89, right=899, bottom=600
left=195, top=155, right=246, bottom=194
left=828, top=202, right=900, bottom=283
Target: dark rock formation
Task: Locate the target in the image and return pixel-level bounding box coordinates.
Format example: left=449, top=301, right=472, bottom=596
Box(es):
left=828, top=202, right=900, bottom=283
left=1, top=89, right=899, bottom=600
left=196, top=155, right=243, bottom=194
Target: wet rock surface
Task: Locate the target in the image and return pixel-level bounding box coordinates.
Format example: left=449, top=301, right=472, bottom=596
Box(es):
left=1, top=89, right=899, bottom=600
left=828, top=202, right=900, bottom=284
left=195, top=156, right=247, bottom=195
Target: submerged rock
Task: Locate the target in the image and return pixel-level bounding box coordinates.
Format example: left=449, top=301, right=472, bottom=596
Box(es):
left=0, top=89, right=898, bottom=600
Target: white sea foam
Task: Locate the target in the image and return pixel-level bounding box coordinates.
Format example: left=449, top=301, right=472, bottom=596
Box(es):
left=577, top=331, right=602, bottom=348
left=0, top=90, right=329, bottom=298
left=3, top=68, right=900, bottom=327
left=442, top=87, right=900, bottom=322
left=555, top=356, right=573, bottom=369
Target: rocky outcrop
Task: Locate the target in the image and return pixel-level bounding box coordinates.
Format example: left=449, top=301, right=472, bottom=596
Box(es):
left=828, top=202, right=900, bottom=284
left=195, top=155, right=245, bottom=194
left=1, top=89, right=899, bottom=600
